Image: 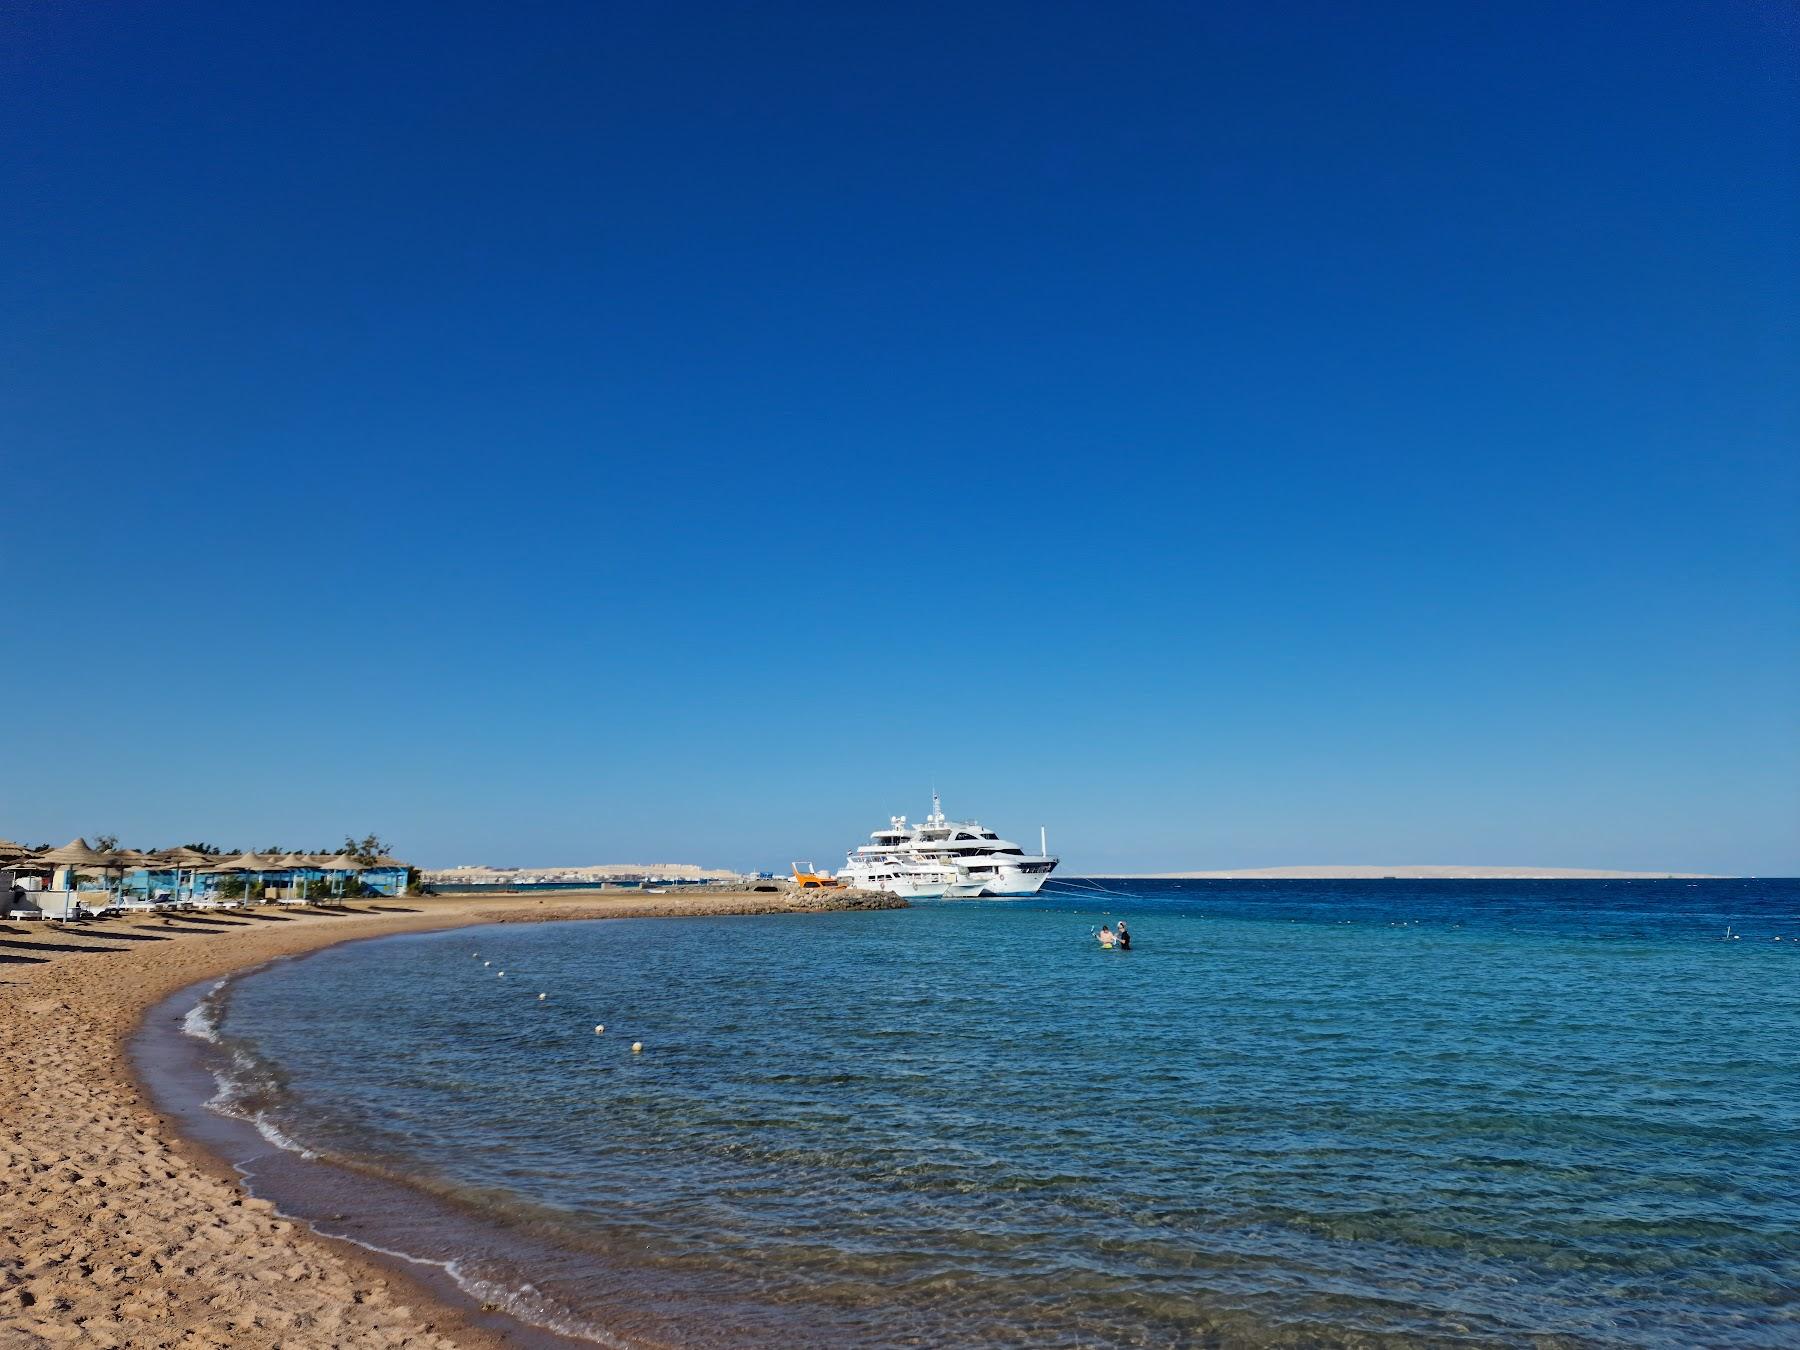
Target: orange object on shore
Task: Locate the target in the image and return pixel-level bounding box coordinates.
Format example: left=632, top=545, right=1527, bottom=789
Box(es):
left=791, top=860, right=839, bottom=889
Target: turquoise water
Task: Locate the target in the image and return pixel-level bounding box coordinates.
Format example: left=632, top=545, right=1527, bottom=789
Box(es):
left=197, top=881, right=1800, bottom=1346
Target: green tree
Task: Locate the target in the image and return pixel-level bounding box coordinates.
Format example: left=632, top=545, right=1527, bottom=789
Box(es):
left=343, top=833, right=393, bottom=865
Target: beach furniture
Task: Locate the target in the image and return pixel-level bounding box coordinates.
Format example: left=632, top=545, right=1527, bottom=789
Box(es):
left=6, top=907, right=44, bottom=921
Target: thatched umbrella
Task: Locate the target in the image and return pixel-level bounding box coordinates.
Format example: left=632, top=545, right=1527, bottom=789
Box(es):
left=0, top=842, right=30, bottom=881
left=273, top=852, right=313, bottom=901
left=206, top=851, right=280, bottom=902
left=98, top=849, right=161, bottom=905
left=319, top=853, right=366, bottom=899
left=157, top=848, right=213, bottom=899
left=32, top=839, right=117, bottom=919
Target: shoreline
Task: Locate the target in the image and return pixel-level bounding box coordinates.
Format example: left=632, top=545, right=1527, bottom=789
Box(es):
left=0, top=889, right=900, bottom=1348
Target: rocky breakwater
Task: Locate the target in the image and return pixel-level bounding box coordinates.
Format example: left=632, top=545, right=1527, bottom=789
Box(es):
left=782, top=885, right=907, bottom=912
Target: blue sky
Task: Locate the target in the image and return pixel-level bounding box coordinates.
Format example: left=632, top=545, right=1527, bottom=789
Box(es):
left=4, top=1, right=1795, bottom=874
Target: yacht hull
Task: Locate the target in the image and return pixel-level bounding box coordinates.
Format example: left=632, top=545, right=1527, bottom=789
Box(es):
left=981, top=867, right=1052, bottom=897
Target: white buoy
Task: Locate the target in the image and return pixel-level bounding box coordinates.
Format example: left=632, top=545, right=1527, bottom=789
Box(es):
left=484, top=961, right=491, bottom=967
left=538, top=992, right=547, bottom=1000
left=630, top=1041, right=643, bottom=1053
left=498, top=970, right=506, bottom=976
left=594, top=1024, right=605, bottom=1034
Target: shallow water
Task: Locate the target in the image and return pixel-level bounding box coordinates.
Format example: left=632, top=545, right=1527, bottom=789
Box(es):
left=193, top=880, right=1800, bottom=1346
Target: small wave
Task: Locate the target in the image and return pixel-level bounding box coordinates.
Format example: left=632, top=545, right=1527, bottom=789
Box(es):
left=180, top=980, right=228, bottom=1043
left=441, top=1261, right=630, bottom=1348
left=242, top=1106, right=318, bottom=1159
left=179, top=976, right=620, bottom=1344
left=180, top=981, right=322, bottom=1160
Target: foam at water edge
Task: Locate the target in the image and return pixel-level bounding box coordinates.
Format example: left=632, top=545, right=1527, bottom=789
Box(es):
left=179, top=980, right=227, bottom=1042
left=258, top=1221, right=626, bottom=1347
left=181, top=981, right=321, bottom=1159
left=180, top=979, right=615, bottom=1344
left=440, top=1261, right=629, bottom=1348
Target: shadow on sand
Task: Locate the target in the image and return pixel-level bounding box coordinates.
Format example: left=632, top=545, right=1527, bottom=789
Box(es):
left=0, top=937, right=130, bottom=955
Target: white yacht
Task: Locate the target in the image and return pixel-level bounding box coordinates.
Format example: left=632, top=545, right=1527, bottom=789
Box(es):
left=839, top=796, right=1058, bottom=898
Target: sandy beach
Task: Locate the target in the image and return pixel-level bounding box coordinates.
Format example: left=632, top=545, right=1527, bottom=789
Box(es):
left=0, top=889, right=896, bottom=1349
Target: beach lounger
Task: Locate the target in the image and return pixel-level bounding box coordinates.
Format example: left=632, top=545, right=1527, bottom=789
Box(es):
left=7, top=908, right=44, bottom=921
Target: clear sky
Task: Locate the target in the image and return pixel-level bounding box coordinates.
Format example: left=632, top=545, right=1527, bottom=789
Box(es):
left=4, top=1, right=1796, bottom=875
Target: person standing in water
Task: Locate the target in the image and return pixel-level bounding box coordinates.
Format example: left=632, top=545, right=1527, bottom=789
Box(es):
left=1098, top=924, right=1116, bottom=948
left=1116, top=920, right=1132, bottom=950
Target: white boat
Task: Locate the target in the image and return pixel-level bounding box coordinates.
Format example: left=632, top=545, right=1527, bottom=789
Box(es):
left=845, top=855, right=984, bottom=899
left=839, top=795, right=1058, bottom=898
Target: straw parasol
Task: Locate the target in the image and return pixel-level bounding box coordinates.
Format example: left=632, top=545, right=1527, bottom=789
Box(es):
left=273, top=853, right=313, bottom=900
left=150, top=847, right=213, bottom=903
left=318, top=853, right=366, bottom=898
left=31, top=839, right=119, bottom=919
left=35, top=838, right=113, bottom=869
left=96, top=849, right=160, bottom=905
left=205, top=851, right=282, bottom=902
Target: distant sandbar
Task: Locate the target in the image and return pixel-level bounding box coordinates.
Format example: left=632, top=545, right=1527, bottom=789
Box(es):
left=1122, top=865, right=1720, bottom=880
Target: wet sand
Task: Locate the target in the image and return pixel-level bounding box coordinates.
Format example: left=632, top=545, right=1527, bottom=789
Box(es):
left=0, top=889, right=898, bottom=1348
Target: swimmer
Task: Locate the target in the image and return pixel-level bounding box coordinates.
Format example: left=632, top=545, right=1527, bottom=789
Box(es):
left=1116, top=920, right=1131, bottom=951
left=1098, top=924, right=1117, bottom=948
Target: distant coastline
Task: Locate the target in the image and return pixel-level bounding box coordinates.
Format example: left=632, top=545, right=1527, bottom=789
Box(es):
left=1122, top=865, right=1722, bottom=880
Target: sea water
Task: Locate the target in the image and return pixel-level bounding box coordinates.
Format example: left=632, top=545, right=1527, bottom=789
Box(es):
left=182, top=880, right=1800, bottom=1347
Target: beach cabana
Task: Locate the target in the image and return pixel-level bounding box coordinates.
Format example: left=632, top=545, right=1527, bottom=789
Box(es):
left=363, top=855, right=409, bottom=896
left=2, top=849, right=47, bottom=916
